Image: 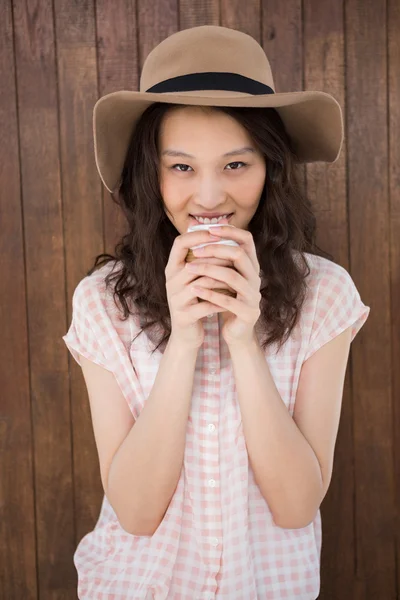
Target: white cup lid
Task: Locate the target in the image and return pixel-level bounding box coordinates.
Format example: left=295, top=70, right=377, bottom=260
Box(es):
left=187, top=223, right=239, bottom=250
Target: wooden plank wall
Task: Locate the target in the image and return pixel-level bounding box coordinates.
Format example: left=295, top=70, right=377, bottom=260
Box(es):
left=0, top=0, right=397, bottom=598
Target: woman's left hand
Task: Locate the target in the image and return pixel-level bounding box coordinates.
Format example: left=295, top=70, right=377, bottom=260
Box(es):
left=185, top=225, right=262, bottom=346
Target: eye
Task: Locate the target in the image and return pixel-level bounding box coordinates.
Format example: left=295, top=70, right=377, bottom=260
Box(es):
left=225, top=161, right=247, bottom=170
left=171, top=161, right=248, bottom=172
left=171, top=164, right=193, bottom=172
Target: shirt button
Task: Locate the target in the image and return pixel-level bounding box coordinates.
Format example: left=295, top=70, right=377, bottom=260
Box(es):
left=207, top=313, right=214, bottom=319
left=211, top=537, right=219, bottom=546
left=207, top=423, right=216, bottom=432
left=208, top=479, right=216, bottom=487
left=210, top=368, right=217, bottom=375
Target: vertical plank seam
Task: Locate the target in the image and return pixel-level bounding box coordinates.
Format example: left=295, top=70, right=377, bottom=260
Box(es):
left=342, top=0, right=358, bottom=580
left=301, top=0, right=308, bottom=224
left=300, top=0, right=304, bottom=93
left=9, top=0, right=40, bottom=596
left=50, top=0, right=77, bottom=551
left=135, top=0, right=141, bottom=77
left=93, top=0, right=106, bottom=256
left=386, top=0, right=399, bottom=592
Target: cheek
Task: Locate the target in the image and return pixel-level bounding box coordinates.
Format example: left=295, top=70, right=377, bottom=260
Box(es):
left=245, top=166, right=267, bottom=200
left=160, top=171, right=176, bottom=201
left=251, top=177, right=266, bottom=198
left=161, top=169, right=186, bottom=194
left=159, top=168, right=172, bottom=197
left=231, top=173, right=265, bottom=205
left=160, top=172, right=188, bottom=212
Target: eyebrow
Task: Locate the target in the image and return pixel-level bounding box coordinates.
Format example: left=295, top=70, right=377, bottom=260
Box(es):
left=161, top=146, right=256, bottom=158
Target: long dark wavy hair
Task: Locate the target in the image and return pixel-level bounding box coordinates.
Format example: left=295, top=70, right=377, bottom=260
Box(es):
left=88, top=102, right=334, bottom=355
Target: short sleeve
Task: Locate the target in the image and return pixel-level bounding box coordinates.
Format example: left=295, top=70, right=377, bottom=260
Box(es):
left=62, top=269, right=147, bottom=418
left=62, top=277, right=111, bottom=370
left=304, top=261, right=370, bottom=362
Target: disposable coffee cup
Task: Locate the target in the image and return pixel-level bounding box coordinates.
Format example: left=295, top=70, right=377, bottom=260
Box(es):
left=186, top=222, right=239, bottom=301
left=186, top=222, right=239, bottom=255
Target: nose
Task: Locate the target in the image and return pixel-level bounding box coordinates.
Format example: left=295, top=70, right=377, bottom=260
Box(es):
left=195, top=173, right=226, bottom=210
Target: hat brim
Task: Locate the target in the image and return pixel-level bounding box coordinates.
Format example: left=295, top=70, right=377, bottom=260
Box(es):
left=93, top=89, right=344, bottom=193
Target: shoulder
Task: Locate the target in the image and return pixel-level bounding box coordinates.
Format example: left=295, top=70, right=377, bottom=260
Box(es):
left=299, top=252, right=370, bottom=353
left=72, top=260, right=127, bottom=324
left=296, top=251, right=362, bottom=331
left=301, top=252, right=356, bottom=301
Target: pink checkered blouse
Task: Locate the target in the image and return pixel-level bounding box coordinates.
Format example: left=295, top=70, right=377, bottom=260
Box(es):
left=62, top=252, right=370, bottom=600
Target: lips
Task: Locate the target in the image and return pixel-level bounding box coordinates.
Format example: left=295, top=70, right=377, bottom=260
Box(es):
left=189, top=213, right=234, bottom=226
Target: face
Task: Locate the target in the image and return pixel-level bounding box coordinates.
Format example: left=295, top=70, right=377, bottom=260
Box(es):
left=158, top=106, right=267, bottom=234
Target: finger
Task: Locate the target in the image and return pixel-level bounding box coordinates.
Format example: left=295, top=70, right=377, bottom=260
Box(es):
left=204, top=226, right=259, bottom=273
left=192, top=244, right=254, bottom=280
left=192, top=285, right=261, bottom=324
left=190, top=299, right=226, bottom=319
left=169, top=261, right=220, bottom=301
left=185, top=259, right=252, bottom=296
left=191, top=285, right=240, bottom=314
left=166, top=230, right=219, bottom=279
left=187, top=274, right=236, bottom=292
left=179, top=272, right=234, bottom=310
left=185, top=280, right=230, bottom=316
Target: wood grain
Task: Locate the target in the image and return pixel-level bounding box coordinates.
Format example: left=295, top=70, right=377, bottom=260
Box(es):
left=345, top=0, right=395, bottom=598
left=303, top=2, right=352, bottom=598
left=12, top=0, right=76, bottom=597
left=261, top=0, right=306, bottom=193
left=0, top=1, right=396, bottom=597
left=179, top=0, right=220, bottom=28
left=388, top=0, right=400, bottom=594
left=95, top=0, right=138, bottom=255
left=0, top=0, right=37, bottom=598
left=54, top=0, right=104, bottom=552
left=221, top=0, right=261, bottom=41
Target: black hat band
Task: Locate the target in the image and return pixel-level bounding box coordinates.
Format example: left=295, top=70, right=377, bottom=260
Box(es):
left=146, top=72, right=275, bottom=96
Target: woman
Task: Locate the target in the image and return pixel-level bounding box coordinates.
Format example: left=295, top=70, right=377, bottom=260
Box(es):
left=62, top=25, right=370, bottom=600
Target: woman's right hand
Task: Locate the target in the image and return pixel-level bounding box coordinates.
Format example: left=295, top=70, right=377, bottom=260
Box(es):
left=165, top=229, right=231, bottom=349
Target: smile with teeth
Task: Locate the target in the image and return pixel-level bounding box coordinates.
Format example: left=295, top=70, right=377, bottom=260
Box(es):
left=191, top=213, right=233, bottom=224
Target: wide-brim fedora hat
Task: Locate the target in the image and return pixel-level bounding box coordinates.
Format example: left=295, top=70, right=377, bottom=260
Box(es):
left=93, top=25, right=344, bottom=193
